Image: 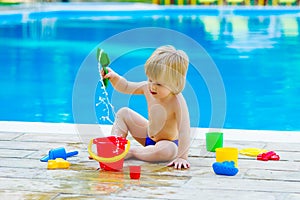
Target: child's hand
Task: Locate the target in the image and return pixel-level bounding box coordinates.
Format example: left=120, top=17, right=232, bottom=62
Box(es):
left=167, top=158, right=190, bottom=169
left=100, top=67, right=113, bottom=80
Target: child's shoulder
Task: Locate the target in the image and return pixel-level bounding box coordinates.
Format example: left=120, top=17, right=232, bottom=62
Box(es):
left=174, top=93, right=188, bottom=105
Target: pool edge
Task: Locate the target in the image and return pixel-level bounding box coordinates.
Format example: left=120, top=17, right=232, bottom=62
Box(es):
left=0, top=121, right=298, bottom=143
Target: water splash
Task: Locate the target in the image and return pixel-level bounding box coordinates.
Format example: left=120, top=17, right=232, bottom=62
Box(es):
left=96, top=62, right=116, bottom=124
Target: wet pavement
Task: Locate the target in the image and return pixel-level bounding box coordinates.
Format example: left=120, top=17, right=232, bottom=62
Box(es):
left=0, top=122, right=299, bottom=199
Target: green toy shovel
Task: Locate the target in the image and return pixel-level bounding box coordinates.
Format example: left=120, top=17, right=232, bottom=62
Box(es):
left=97, top=48, right=110, bottom=87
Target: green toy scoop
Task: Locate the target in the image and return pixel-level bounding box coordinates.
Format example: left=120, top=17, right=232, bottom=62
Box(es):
left=97, top=48, right=110, bottom=87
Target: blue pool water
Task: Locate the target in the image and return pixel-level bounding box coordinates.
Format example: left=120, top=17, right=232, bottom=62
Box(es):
left=0, top=3, right=300, bottom=131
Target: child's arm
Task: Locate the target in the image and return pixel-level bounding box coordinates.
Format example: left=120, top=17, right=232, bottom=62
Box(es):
left=168, top=94, right=191, bottom=169
left=101, top=67, right=146, bottom=94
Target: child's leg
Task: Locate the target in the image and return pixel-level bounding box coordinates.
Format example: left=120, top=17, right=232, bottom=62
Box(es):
left=131, top=140, right=178, bottom=162
left=111, top=107, right=148, bottom=145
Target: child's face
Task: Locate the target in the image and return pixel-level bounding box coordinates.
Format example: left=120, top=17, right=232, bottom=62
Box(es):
left=147, top=79, right=172, bottom=99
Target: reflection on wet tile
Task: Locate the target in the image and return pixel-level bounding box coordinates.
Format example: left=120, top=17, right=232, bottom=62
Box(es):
left=1, top=124, right=300, bottom=199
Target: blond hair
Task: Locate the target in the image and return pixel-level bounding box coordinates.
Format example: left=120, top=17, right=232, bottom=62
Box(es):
left=145, top=45, right=189, bottom=94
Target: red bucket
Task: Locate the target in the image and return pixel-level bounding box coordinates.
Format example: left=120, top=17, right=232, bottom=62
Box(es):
left=88, top=136, right=130, bottom=171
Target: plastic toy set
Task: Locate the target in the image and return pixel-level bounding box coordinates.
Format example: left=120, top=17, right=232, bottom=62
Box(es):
left=40, top=147, right=78, bottom=170
left=257, top=151, right=280, bottom=161
left=212, top=147, right=239, bottom=176
left=207, top=132, right=281, bottom=176
left=47, top=158, right=70, bottom=169
left=212, top=161, right=238, bottom=176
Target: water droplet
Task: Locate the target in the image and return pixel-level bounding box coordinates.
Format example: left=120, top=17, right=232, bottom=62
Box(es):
left=96, top=62, right=116, bottom=124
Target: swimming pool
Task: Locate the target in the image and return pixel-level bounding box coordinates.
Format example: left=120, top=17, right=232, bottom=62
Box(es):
left=0, top=3, right=299, bottom=131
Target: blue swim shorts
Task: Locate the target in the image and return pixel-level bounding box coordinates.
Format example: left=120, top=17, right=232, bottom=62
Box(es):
left=145, top=136, right=178, bottom=146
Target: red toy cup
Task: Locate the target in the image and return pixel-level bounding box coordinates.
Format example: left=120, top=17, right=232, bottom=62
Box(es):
left=129, top=166, right=141, bottom=179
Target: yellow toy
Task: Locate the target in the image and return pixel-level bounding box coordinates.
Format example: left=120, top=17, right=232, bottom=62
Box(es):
left=47, top=158, right=70, bottom=169
left=239, top=148, right=268, bottom=157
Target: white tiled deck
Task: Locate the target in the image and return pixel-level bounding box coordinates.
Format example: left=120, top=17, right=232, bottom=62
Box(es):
left=0, top=121, right=299, bottom=199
